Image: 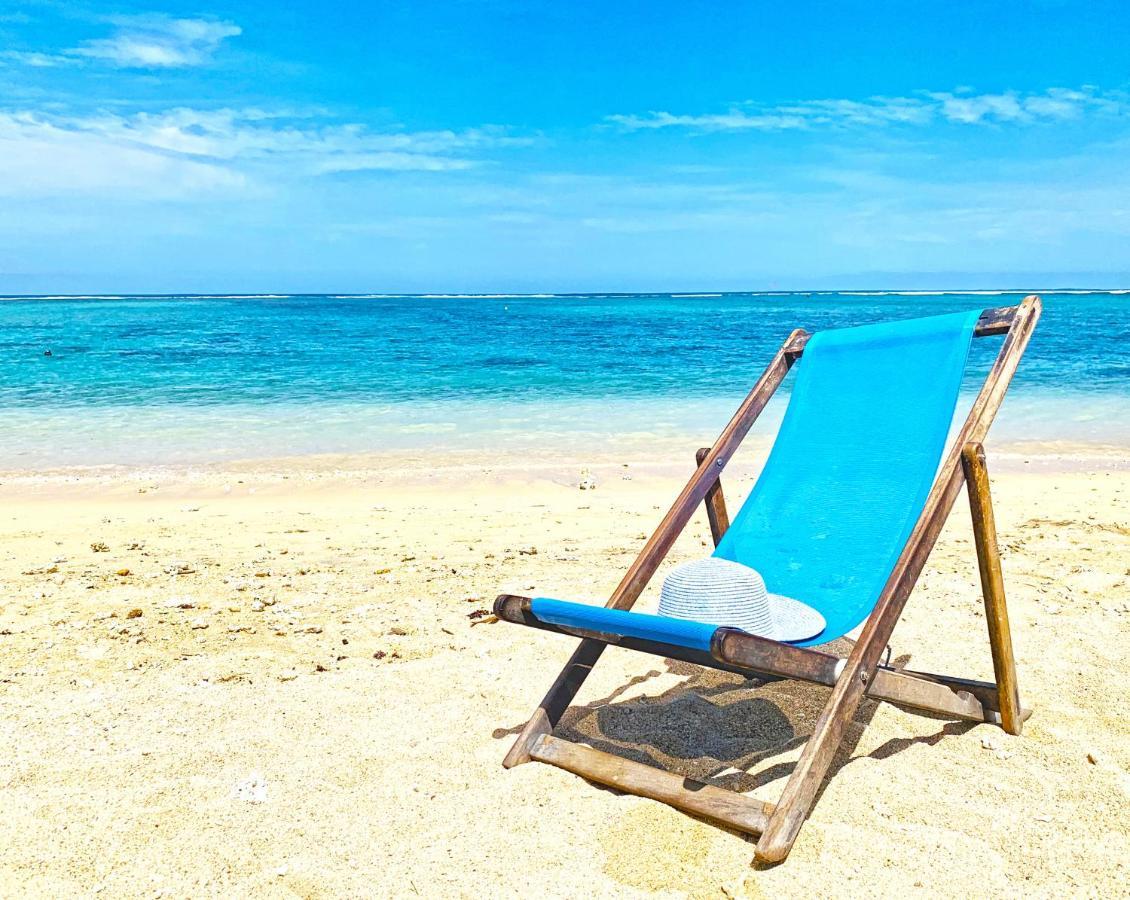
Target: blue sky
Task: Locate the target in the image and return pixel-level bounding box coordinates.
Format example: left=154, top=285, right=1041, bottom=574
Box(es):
left=1, top=1, right=1128, bottom=293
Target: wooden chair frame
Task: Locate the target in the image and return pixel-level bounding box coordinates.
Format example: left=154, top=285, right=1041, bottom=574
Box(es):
left=494, top=296, right=1041, bottom=864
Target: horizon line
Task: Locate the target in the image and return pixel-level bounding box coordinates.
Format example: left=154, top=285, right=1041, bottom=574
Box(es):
left=1, top=287, right=1128, bottom=301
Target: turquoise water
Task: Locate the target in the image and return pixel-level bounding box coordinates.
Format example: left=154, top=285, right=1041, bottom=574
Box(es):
left=0, top=291, right=1126, bottom=467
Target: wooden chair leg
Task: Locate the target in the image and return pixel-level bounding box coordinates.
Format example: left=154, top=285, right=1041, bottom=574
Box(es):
left=961, top=443, right=1023, bottom=735
left=503, top=638, right=606, bottom=767
left=753, top=650, right=872, bottom=863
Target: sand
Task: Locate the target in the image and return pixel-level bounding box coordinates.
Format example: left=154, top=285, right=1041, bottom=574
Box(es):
left=0, top=447, right=1127, bottom=898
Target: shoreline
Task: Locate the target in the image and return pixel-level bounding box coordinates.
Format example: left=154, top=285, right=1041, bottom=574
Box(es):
left=2, top=387, right=1129, bottom=472
left=0, top=437, right=1127, bottom=489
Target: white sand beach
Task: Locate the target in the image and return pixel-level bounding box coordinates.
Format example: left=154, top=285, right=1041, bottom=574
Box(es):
left=0, top=446, right=1126, bottom=897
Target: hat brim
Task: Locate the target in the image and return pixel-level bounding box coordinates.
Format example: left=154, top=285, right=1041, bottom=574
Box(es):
left=766, top=593, right=826, bottom=643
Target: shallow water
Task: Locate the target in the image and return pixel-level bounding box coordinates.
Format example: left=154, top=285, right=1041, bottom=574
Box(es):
left=0, top=291, right=1126, bottom=467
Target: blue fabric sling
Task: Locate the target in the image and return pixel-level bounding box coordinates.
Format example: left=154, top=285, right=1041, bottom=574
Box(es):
left=530, top=598, right=720, bottom=651
left=532, top=308, right=982, bottom=650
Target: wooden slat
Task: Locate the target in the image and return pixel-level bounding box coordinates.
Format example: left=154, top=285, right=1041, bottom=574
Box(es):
left=696, top=447, right=731, bottom=545
left=530, top=734, right=773, bottom=835
left=868, top=667, right=1031, bottom=724
left=973, top=305, right=1020, bottom=335
left=961, top=442, right=1024, bottom=735
left=889, top=668, right=1030, bottom=720
left=754, top=295, right=1042, bottom=864
left=877, top=669, right=1032, bottom=724
left=503, top=330, right=805, bottom=767
left=868, top=668, right=984, bottom=720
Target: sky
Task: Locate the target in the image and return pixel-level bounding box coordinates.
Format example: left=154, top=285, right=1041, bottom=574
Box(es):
left=1, top=0, right=1128, bottom=293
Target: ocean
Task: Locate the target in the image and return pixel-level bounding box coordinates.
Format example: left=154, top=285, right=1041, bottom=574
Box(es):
left=0, top=291, right=1126, bottom=468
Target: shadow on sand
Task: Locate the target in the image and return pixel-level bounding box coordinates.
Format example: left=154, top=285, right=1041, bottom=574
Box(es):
left=493, top=645, right=974, bottom=821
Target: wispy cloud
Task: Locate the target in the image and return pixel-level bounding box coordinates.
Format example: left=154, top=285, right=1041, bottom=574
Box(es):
left=0, top=49, right=81, bottom=68
left=68, top=15, right=241, bottom=68
left=0, top=107, right=532, bottom=198
left=608, top=87, right=1127, bottom=132
left=1, top=14, right=242, bottom=70
left=0, top=111, right=246, bottom=199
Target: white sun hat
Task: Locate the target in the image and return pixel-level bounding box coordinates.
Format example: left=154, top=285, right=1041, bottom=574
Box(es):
left=657, top=557, right=825, bottom=643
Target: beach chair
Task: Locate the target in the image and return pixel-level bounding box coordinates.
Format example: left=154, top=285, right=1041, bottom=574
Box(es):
left=493, top=295, right=1041, bottom=864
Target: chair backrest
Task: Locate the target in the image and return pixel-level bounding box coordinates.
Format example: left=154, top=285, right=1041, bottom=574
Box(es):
left=713, top=309, right=983, bottom=646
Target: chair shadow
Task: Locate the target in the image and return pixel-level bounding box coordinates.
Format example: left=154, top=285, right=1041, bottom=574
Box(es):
left=493, top=644, right=976, bottom=812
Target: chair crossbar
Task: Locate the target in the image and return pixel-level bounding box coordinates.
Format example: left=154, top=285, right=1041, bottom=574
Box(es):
left=530, top=734, right=774, bottom=835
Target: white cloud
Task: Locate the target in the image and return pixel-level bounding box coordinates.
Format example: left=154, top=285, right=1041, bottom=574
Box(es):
left=0, top=50, right=81, bottom=68
left=609, top=87, right=1127, bottom=132
left=0, top=107, right=530, bottom=198
left=311, top=152, right=474, bottom=174
left=60, top=108, right=527, bottom=166
left=67, top=15, right=241, bottom=68
left=0, top=111, right=245, bottom=198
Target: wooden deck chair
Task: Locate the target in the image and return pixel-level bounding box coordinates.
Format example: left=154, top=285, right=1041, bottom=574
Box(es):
left=493, top=296, right=1041, bottom=864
